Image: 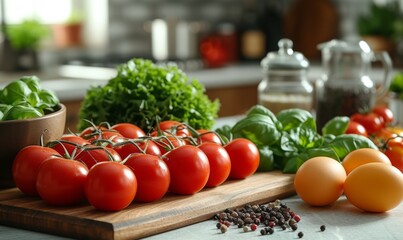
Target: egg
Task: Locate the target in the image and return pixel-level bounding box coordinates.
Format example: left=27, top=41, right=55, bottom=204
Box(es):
left=342, top=148, right=391, bottom=175
left=294, top=156, right=346, bottom=206
left=344, top=162, right=403, bottom=213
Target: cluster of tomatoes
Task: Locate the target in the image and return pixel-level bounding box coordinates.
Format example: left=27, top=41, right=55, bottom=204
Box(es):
left=11, top=120, right=260, bottom=211
left=345, top=106, right=403, bottom=172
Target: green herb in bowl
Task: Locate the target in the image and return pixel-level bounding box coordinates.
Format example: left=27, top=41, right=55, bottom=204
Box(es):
left=0, top=76, right=60, bottom=121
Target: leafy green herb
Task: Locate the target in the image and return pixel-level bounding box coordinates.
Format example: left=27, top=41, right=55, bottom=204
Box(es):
left=215, top=105, right=377, bottom=173
left=0, top=76, right=59, bottom=121
left=78, top=58, right=220, bottom=132
left=390, top=72, right=403, bottom=99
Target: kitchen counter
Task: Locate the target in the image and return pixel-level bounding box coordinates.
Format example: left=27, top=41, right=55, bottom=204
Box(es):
left=0, top=195, right=402, bottom=240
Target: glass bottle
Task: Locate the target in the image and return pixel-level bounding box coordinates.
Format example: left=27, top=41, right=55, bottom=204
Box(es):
left=258, top=38, right=313, bottom=115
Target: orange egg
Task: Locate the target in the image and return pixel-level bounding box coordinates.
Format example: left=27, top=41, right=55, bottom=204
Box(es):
left=344, top=162, right=403, bottom=213
left=342, top=148, right=391, bottom=175
left=294, top=156, right=346, bottom=206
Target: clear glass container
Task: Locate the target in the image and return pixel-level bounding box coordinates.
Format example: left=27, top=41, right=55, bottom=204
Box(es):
left=258, top=38, right=313, bottom=115
left=315, top=40, right=392, bottom=131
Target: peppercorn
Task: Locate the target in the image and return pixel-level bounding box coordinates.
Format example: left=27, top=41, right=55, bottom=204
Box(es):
left=320, top=225, right=326, bottom=232
left=266, top=227, right=274, bottom=235
left=281, top=224, right=287, bottom=230
left=243, top=226, right=250, bottom=232
left=220, top=224, right=228, bottom=233
left=294, top=214, right=301, bottom=222
left=223, top=220, right=231, bottom=227
left=260, top=228, right=267, bottom=235
left=250, top=223, right=258, bottom=231
left=291, top=223, right=298, bottom=231
left=216, top=222, right=222, bottom=229
left=298, top=231, right=304, bottom=238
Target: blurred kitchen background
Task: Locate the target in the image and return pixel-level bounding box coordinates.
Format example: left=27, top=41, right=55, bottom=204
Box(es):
left=1, top=0, right=403, bottom=131
left=1, top=0, right=403, bottom=70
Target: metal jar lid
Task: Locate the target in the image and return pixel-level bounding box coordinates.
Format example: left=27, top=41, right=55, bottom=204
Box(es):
left=261, top=38, right=309, bottom=71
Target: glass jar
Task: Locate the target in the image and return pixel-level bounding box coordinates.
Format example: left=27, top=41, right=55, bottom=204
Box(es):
left=258, top=38, right=313, bottom=115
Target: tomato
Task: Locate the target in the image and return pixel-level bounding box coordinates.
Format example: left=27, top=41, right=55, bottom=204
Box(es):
left=12, top=146, right=60, bottom=196
left=75, top=146, right=122, bottom=169
left=124, top=154, right=170, bottom=202
left=36, top=157, right=88, bottom=206
left=79, top=125, right=108, bottom=139
left=196, top=129, right=222, bottom=145
left=372, top=106, right=394, bottom=126
left=164, top=145, right=210, bottom=195
left=350, top=112, right=383, bottom=134
left=345, top=121, right=368, bottom=137
left=225, top=138, right=260, bottom=179
left=154, top=120, right=191, bottom=137
left=50, top=135, right=90, bottom=157
left=87, top=130, right=125, bottom=146
left=198, top=142, right=231, bottom=187
left=114, top=140, right=161, bottom=159
left=384, top=141, right=403, bottom=173
left=372, top=128, right=403, bottom=147
left=111, top=123, right=146, bottom=139
left=153, top=136, right=185, bottom=155
left=85, top=162, right=137, bottom=211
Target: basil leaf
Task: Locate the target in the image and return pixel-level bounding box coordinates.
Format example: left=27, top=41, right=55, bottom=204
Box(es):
left=247, top=105, right=282, bottom=130
left=214, top=125, right=232, bottom=144
left=231, top=114, right=281, bottom=145
left=20, top=76, right=41, bottom=92
left=283, top=153, right=307, bottom=173
left=322, top=116, right=350, bottom=136
left=0, top=110, right=3, bottom=120
left=3, top=105, right=43, bottom=120
left=328, top=134, right=378, bottom=160
left=276, top=108, right=316, bottom=131
left=257, top=145, right=275, bottom=172
left=1, top=80, right=31, bottom=104
left=27, top=92, right=40, bottom=107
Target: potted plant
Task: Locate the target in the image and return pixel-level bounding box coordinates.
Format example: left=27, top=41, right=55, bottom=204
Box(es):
left=357, top=1, right=403, bottom=53
left=52, top=11, right=83, bottom=48
left=0, top=19, right=49, bottom=71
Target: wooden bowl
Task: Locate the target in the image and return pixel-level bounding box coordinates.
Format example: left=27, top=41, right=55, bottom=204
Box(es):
left=0, top=104, right=66, bottom=188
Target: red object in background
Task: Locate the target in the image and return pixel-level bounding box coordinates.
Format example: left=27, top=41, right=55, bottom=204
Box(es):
left=200, top=24, right=238, bottom=68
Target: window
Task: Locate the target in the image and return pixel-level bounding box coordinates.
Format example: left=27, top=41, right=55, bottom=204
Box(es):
left=2, top=0, right=72, bottom=24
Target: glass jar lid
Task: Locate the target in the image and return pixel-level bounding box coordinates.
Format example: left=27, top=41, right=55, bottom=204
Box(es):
left=261, top=38, right=309, bottom=71
left=317, top=39, right=372, bottom=53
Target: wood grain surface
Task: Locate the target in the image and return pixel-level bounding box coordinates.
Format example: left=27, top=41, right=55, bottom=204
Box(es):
left=0, top=171, right=295, bottom=240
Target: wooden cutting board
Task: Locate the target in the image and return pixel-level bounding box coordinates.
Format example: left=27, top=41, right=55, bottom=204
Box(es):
left=0, top=172, right=295, bottom=240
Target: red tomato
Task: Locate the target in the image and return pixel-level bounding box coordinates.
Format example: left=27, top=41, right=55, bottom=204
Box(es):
left=87, top=130, right=125, bottom=146
left=74, top=146, right=122, bottom=169
left=12, top=146, right=60, bottom=196
left=384, top=141, right=403, bottom=173
left=225, top=138, right=260, bottom=179
left=198, top=142, right=231, bottom=187
left=372, top=128, right=403, bottom=147
left=111, top=123, right=146, bottom=139
left=154, top=120, right=191, bottom=137
left=164, top=145, right=210, bottom=195
left=153, top=136, right=185, bottom=155
left=345, top=121, right=368, bottom=137
left=350, top=112, right=383, bottom=134
left=124, top=154, right=170, bottom=202
left=79, top=125, right=108, bottom=139
left=50, top=135, right=90, bottom=157
left=114, top=140, right=161, bottom=159
left=85, top=162, right=137, bottom=211
left=36, top=157, right=88, bottom=206
left=372, top=106, right=394, bottom=126
left=197, top=129, right=222, bottom=145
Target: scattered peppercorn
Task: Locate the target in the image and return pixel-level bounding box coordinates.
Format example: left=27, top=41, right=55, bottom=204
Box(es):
left=260, top=228, right=267, bottom=235
left=250, top=224, right=258, bottom=231
left=294, top=214, right=301, bottom=222
left=298, top=231, right=304, bottom=238
left=267, top=227, right=274, bottom=235
left=320, top=225, right=326, bottom=232
left=243, top=225, right=250, bottom=232
left=216, top=222, right=221, bottom=229
left=220, top=225, right=227, bottom=233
